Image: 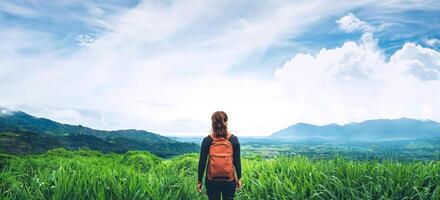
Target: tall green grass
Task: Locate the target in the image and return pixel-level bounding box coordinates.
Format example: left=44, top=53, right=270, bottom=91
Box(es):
left=1, top=149, right=439, bottom=200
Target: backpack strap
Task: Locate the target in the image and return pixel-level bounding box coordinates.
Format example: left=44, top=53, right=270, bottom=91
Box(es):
left=226, top=132, right=233, bottom=140
left=208, top=133, right=215, bottom=140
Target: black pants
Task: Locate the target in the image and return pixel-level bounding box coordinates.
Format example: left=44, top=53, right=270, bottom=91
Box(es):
left=205, top=179, right=236, bottom=200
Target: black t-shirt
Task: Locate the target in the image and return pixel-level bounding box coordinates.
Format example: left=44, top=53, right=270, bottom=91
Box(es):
left=197, top=135, right=242, bottom=182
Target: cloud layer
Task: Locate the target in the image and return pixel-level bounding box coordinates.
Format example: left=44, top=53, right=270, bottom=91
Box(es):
left=1, top=1, right=439, bottom=136
left=275, top=13, right=440, bottom=126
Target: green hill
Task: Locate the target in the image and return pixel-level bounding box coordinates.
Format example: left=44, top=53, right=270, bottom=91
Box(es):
left=0, top=107, right=198, bottom=157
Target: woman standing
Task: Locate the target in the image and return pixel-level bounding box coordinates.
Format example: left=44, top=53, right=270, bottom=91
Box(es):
left=197, top=111, right=242, bottom=200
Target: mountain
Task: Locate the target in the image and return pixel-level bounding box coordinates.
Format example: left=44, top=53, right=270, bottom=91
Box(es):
left=0, top=107, right=198, bottom=157
left=270, top=118, right=440, bottom=140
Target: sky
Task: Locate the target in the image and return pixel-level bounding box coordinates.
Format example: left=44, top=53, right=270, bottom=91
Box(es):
left=0, top=0, right=439, bottom=136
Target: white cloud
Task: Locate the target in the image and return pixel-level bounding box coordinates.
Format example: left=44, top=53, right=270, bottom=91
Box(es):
left=0, top=1, right=40, bottom=18
left=36, top=108, right=92, bottom=126
left=274, top=14, right=440, bottom=126
left=4, top=0, right=368, bottom=136
left=76, top=34, right=96, bottom=47
left=0, top=107, right=17, bottom=116
left=390, top=42, right=440, bottom=81
left=336, top=13, right=375, bottom=33
left=424, top=38, right=440, bottom=47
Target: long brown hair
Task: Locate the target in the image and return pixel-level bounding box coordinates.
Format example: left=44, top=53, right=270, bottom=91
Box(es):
left=211, top=111, right=228, bottom=138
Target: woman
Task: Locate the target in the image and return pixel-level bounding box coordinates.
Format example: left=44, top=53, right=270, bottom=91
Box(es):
left=197, top=111, right=242, bottom=200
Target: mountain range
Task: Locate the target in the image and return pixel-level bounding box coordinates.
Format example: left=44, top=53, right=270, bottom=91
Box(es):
left=2, top=106, right=440, bottom=156
left=270, top=118, right=440, bottom=140
left=0, top=107, right=198, bottom=157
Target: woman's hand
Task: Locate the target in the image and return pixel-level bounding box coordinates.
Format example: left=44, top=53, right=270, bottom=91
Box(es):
left=236, top=179, right=242, bottom=191
left=196, top=181, right=202, bottom=193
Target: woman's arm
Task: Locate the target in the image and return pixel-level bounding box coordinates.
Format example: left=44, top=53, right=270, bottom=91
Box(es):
left=232, top=136, right=242, bottom=180
left=197, top=137, right=210, bottom=183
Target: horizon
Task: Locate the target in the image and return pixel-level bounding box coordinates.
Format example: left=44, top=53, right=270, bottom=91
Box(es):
left=1, top=106, right=439, bottom=137
left=1, top=1, right=439, bottom=136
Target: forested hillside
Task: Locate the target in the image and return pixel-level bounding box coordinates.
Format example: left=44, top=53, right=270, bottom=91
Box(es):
left=0, top=108, right=198, bottom=157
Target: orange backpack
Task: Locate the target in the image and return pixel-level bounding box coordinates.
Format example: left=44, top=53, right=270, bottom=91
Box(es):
left=207, top=133, right=235, bottom=181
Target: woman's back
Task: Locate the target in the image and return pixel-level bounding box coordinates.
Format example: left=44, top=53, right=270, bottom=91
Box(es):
left=197, top=111, right=242, bottom=200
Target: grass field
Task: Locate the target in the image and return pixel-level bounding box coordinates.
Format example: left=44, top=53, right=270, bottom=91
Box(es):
left=1, top=149, right=440, bottom=200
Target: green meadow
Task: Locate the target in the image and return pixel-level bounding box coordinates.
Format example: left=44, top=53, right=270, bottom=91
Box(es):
left=1, top=149, right=439, bottom=200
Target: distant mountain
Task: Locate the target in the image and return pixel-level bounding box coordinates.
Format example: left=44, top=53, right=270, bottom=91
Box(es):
left=0, top=107, right=198, bottom=157
left=270, top=118, right=440, bottom=140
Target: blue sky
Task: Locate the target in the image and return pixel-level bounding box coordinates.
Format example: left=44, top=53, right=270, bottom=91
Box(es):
left=0, top=0, right=439, bottom=136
